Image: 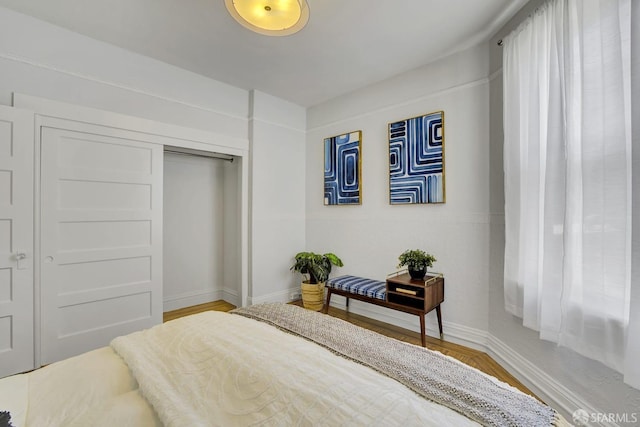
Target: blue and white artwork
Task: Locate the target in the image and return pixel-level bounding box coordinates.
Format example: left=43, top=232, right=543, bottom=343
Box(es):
left=324, top=130, right=362, bottom=205
left=389, top=111, right=445, bottom=204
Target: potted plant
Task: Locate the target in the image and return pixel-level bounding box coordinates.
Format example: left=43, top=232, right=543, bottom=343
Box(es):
left=291, top=252, right=343, bottom=311
left=397, top=249, right=436, bottom=280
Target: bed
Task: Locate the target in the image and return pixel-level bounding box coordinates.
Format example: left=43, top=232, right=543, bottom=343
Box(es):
left=0, top=303, right=567, bottom=427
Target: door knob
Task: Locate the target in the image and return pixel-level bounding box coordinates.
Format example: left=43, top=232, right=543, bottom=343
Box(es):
left=15, top=252, right=27, bottom=270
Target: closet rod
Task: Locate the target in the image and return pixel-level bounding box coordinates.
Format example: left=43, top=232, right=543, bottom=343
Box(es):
left=164, top=149, right=234, bottom=162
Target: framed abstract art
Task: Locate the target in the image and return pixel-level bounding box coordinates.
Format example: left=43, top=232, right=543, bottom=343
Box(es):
left=324, top=130, right=362, bottom=205
left=388, top=111, right=445, bottom=204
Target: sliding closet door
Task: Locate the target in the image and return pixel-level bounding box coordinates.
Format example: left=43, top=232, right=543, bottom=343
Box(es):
left=0, top=107, right=34, bottom=377
left=40, top=126, right=163, bottom=364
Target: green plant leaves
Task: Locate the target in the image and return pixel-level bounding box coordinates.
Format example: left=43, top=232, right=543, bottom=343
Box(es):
left=291, top=252, right=344, bottom=284
left=397, top=249, right=436, bottom=270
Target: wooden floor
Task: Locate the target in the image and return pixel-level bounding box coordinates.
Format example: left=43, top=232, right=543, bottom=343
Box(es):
left=163, top=300, right=236, bottom=322
left=164, top=299, right=537, bottom=400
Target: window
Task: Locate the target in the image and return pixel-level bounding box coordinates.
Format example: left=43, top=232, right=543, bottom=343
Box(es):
left=502, top=0, right=638, bottom=389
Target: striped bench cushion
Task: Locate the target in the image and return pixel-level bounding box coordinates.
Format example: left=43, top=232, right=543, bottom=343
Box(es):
left=326, top=275, right=386, bottom=301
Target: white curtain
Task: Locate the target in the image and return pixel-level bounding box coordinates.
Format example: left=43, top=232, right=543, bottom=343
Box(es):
left=503, top=0, right=638, bottom=388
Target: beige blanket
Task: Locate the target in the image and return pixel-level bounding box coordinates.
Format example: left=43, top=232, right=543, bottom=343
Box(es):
left=232, top=303, right=566, bottom=427
left=111, top=310, right=478, bottom=427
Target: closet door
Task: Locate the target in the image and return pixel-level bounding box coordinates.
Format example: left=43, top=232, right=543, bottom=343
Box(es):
left=40, top=126, right=163, bottom=364
left=0, top=107, right=34, bottom=377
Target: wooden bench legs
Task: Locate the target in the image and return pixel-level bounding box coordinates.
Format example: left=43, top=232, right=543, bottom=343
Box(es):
left=419, top=313, right=426, bottom=347
left=436, top=305, right=443, bottom=337
left=419, top=306, right=443, bottom=346
left=323, top=288, right=443, bottom=347
left=323, top=289, right=332, bottom=314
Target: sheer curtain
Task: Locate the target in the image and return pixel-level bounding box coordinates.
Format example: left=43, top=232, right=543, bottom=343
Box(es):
left=503, top=0, right=638, bottom=388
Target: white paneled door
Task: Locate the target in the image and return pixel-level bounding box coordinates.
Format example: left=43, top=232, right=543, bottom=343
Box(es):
left=0, top=106, right=34, bottom=378
left=40, top=125, right=163, bottom=364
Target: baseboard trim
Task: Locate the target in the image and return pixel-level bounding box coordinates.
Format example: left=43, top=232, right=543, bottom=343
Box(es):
left=486, top=335, right=615, bottom=426
left=222, top=289, right=240, bottom=308
left=163, top=289, right=224, bottom=312
left=247, top=287, right=300, bottom=305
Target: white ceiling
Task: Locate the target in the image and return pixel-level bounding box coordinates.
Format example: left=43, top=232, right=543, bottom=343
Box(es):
left=0, top=0, right=527, bottom=107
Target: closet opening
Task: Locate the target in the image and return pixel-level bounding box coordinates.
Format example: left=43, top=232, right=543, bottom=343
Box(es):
left=163, top=146, right=241, bottom=314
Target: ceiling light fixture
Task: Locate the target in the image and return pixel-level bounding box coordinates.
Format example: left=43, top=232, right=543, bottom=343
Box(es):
left=224, top=0, right=309, bottom=36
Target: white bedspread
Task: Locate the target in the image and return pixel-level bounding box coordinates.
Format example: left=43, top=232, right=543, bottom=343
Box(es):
left=111, top=311, right=479, bottom=427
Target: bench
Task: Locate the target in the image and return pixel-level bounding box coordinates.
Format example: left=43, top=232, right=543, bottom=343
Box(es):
left=324, top=274, right=444, bottom=347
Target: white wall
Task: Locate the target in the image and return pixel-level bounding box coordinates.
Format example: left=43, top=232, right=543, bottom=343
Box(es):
left=0, top=7, right=248, bottom=138
left=223, top=156, right=242, bottom=306
left=630, top=0, right=640, bottom=398
left=306, top=46, right=491, bottom=339
left=0, top=6, right=304, bottom=308
left=488, top=0, right=640, bottom=419
left=248, top=90, right=306, bottom=303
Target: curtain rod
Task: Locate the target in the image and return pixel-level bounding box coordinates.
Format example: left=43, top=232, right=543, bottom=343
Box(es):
left=498, top=3, right=546, bottom=47
left=164, top=149, right=234, bottom=162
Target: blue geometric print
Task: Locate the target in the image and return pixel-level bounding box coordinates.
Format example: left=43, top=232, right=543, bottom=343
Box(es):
left=389, top=111, right=444, bottom=204
left=324, top=131, right=361, bottom=205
